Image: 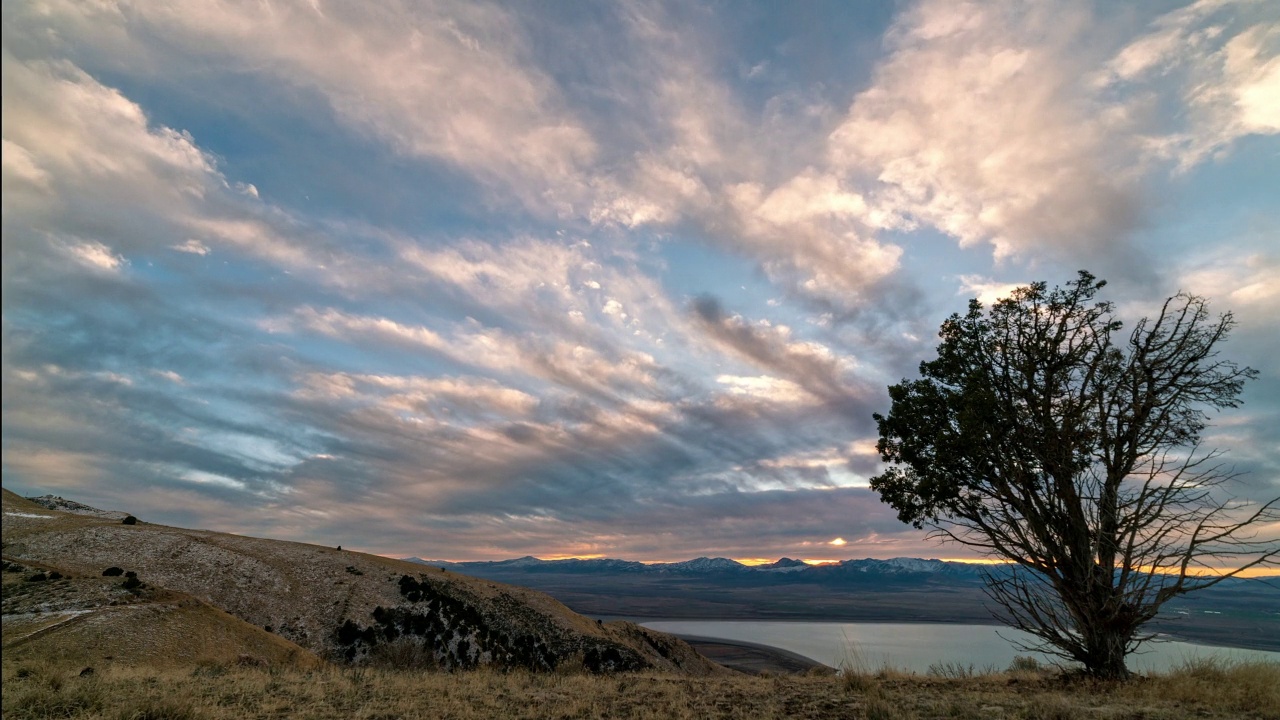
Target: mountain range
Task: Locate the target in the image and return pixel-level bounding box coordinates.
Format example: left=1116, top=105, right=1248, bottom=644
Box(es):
left=405, top=555, right=990, bottom=578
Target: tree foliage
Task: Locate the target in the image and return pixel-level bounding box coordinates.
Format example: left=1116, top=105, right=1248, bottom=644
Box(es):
left=871, top=271, right=1277, bottom=678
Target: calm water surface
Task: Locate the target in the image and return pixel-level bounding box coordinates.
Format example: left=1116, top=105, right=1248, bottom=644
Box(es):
left=640, top=621, right=1280, bottom=674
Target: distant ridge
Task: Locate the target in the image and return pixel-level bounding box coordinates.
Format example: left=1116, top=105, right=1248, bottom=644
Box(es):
left=755, top=557, right=809, bottom=572
left=404, top=554, right=987, bottom=577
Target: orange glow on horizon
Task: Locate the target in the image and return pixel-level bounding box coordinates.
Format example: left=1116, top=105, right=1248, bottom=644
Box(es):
left=382, top=552, right=1276, bottom=577
left=1227, top=567, right=1279, bottom=578
left=936, top=557, right=1278, bottom=578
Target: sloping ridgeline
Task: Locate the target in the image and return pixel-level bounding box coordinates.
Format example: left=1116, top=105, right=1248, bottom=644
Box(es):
left=1, top=489, right=720, bottom=674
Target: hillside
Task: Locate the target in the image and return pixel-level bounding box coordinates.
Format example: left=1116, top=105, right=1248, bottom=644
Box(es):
left=2, top=558, right=321, bottom=672
left=1, top=489, right=721, bottom=675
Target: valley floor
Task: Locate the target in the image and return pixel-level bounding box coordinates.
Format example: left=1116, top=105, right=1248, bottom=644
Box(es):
left=3, top=657, right=1277, bottom=720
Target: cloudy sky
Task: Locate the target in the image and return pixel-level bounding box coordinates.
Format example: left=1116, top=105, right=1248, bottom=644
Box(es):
left=3, top=0, right=1278, bottom=564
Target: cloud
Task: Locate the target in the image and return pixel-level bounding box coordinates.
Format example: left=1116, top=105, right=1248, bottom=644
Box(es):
left=171, top=240, right=211, bottom=256
left=1, top=53, right=213, bottom=260
left=0, top=50, right=339, bottom=282
left=285, top=306, right=661, bottom=397
left=716, top=375, right=812, bottom=407
left=956, top=275, right=1027, bottom=306
left=722, top=175, right=904, bottom=302
left=1103, top=0, right=1280, bottom=168
left=8, top=0, right=597, bottom=212
left=565, top=3, right=905, bottom=307
left=827, top=0, right=1144, bottom=264
left=64, top=240, right=127, bottom=272
left=297, top=372, right=540, bottom=419
left=1178, top=252, right=1280, bottom=316
left=691, top=296, right=876, bottom=428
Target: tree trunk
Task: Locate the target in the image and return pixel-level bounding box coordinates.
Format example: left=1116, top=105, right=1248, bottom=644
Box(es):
left=1082, top=629, right=1130, bottom=679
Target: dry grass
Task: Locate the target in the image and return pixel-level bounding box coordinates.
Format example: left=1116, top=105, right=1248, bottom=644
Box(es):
left=3, top=656, right=1276, bottom=720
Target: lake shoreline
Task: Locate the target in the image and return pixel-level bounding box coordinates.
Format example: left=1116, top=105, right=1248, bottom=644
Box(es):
left=601, top=615, right=1280, bottom=654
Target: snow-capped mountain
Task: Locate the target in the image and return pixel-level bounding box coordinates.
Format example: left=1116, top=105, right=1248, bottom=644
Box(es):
left=650, top=557, right=748, bottom=573
left=404, top=554, right=988, bottom=578
left=840, top=558, right=959, bottom=574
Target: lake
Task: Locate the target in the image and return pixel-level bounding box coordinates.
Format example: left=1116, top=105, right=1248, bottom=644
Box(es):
left=640, top=620, right=1280, bottom=674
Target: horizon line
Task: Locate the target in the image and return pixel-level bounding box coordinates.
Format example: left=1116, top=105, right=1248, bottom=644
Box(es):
left=387, top=552, right=1280, bottom=578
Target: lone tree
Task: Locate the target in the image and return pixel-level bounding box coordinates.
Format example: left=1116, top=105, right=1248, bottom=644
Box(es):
left=871, top=271, right=1278, bottom=678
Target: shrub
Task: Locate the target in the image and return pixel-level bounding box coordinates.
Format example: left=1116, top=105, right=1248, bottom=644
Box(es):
left=103, top=567, right=124, bottom=576
left=1009, top=656, right=1043, bottom=673
left=927, top=661, right=996, bottom=679
left=121, top=515, right=137, bottom=525
left=839, top=668, right=879, bottom=694
left=25, top=572, right=48, bottom=582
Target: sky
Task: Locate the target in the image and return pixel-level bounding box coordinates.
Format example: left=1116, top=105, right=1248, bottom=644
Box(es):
left=2, top=0, right=1278, bottom=565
